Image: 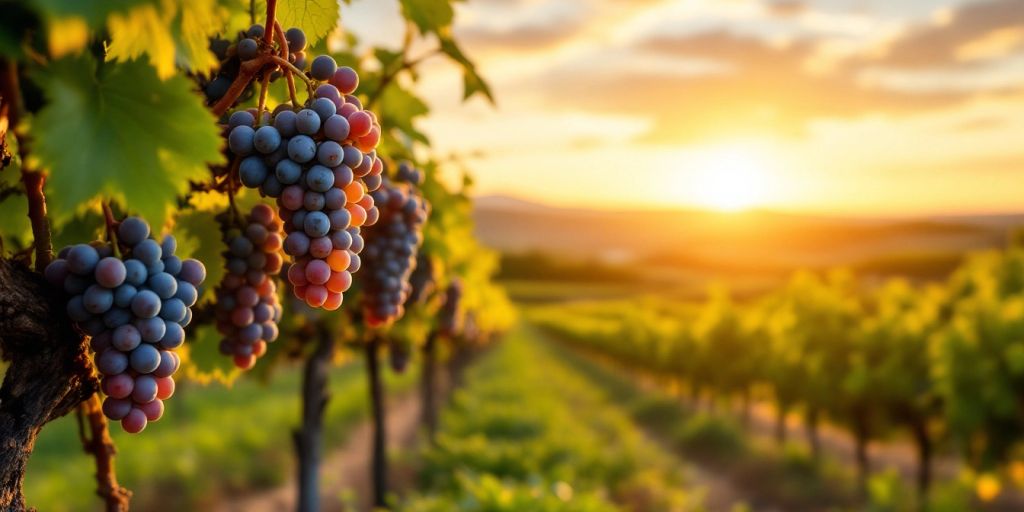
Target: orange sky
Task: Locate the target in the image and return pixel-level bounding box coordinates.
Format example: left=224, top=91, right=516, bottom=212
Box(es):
left=342, top=0, right=1024, bottom=216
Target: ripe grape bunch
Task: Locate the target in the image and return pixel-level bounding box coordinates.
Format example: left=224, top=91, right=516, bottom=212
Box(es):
left=44, top=217, right=206, bottom=433
left=359, top=172, right=430, bottom=327
left=214, top=205, right=285, bottom=369
left=205, top=24, right=309, bottom=103
left=404, top=254, right=436, bottom=307
left=226, top=57, right=383, bottom=310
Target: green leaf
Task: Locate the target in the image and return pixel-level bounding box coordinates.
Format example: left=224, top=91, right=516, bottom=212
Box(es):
left=50, top=207, right=104, bottom=251
left=270, top=0, right=340, bottom=46
left=0, top=136, right=32, bottom=250
left=399, top=0, right=453, bottom=36
left=0, top=2, right=42, bottom=59
left=173, top=192, right=227, bottom=302
left=439, top=36, right=494, bottom=104
left=30, top=55, right=224, bottom=231
left=107, top=0, right=227, bottom=79
left=29, top=0, right=153, bottom=28
left=380, top=82, right=430, bottom=145
left=173, top=0, right=229, bottom=75
left=181, top=324, right=241, bottom=385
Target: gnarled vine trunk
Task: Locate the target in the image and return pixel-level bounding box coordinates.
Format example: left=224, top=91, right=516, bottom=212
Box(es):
left=0, top=258, right=96, bottom=511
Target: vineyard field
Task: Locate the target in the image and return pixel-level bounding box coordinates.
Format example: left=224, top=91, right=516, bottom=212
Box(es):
left=1, top=0, right=1022, bottom=511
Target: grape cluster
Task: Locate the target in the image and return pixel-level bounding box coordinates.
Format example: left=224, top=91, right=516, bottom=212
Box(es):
left=395, top=161, right=424, bottom=186
left=225, top=58, right=383, bottom=310
left=404, top=254, right=437, bottom=307
left=44, top=217, right=206, bottom=433
left=205, top=25, right=309, bottom=103
left=214, top=205, right=285, bottom=369
left=438, top=280, right=463, bottom=337
left=359, top=178, right=430, bottom=327
left=389, top=339, right=412, bottom=373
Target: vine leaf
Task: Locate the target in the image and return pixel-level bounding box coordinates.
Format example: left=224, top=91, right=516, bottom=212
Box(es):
left=179, top=324, right=241, bottom=385
left=380, top=82, right=430, bottom=145
left=0, top=136, right=32, bottom=249
left=265, top=0, right=340, bottom=46
left=174, top=192, right=228, bottom=302
left=29, top=0, right=152, bottom=28
left=439, top=35, right=495, bottom=104
left=50, top=207, right=105, bottom=252
left=107, top=0, right=227, bottom=79
left=399, top=0, right=453, bottom=36
left=30, top=55, right=224, bottom=231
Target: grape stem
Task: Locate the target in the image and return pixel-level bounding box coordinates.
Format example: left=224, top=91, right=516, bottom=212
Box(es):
left=0, top=59, right=53, bottom=270
left=273, top=22, right=300, bottom=107
left=256, top=73, right=271, bottom=125
left=76, top=394, right=132, bottom=512
left=211, top=53, right=314, bottom=117
left=263, top=0, right=277, bottom=48
left=101, top=202, right=121, bottom=258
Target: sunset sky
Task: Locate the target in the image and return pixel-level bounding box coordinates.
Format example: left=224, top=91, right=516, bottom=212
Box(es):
left=343, top=0, right=1024, bottom=216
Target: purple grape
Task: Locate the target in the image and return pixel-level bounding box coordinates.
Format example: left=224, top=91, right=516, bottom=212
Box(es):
left=323, top=115, right=350, bottom=142
left=295, top=109, right=321, bottom=135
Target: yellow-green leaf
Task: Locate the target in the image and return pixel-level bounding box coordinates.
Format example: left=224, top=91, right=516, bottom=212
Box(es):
left=30, top=55, right=224, bottom=231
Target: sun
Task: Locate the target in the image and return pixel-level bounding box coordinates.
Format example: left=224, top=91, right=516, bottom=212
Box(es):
left=691, top=145, right=772, bottom=212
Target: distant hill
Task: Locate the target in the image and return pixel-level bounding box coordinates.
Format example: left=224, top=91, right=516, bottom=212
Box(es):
left=472, top=195, right=1024, bottom=276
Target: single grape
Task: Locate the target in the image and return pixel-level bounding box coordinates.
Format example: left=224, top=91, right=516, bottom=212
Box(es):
left=323, top=115, right=350, bottom=142
left=103, top=398, right=133, bottom=421
left=287, top=135, right=317, bottom=163
left=239, top=157, right=268, bottom=187
left=273, top=110, right=298, bottom=137
left=246, top=24, right=265, bottom=38
left=121, top=408, right=147, bottom=433
left=330, top=67, right=360, bottom=95
left=348, top=111, right=372, bottom=138
left=295, top=109, right=321, bottom=135
left=310, top=55, right=338, bottom=81
left=148, top=272, right=178, bottom=299
left=342, top=145, right=363, bottom=168
left=133, top=239, right=162, bottom=264
left=254, top=125, right=282, bottom=154
left=311, top=97, right=337, bottom=121
left=316, top=141, right=344, bottom=167
left=83, top=285, right=114, bottom=314
left=304, top=211, right=331, bottom=238
left=179, top=259, right=206, bottom=286
left=275, top=159, right=303, bottom=185
left=228, top=110, right=256, bottom=129
left=305, top=165, right=335, bottom=192
left=130, top=344, right=161, bottom=373
left=97, top=349, right=129, bottom=376
left=285, top=27, right=307, bottom=52
left=228, top=125, right=256, bottom=155
left=67, top=244, right=100, bottom=275
left=237, top=38, right=259, bottom=61
left=118, top=217, right=151, bottom=246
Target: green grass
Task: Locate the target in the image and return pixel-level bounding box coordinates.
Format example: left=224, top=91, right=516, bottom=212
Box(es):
left=24, top=357, right=418, bottom=512
left=403, top=324, right=703, bottom=512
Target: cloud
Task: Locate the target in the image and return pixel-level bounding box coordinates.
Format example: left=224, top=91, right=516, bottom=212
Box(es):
left=538, top=30, right=972, bottom=144
left=455, top=16, right=586, bottom=51
left=765, top=0, right=807, bottom=18
left=871, top=0, right=1024, bottom=68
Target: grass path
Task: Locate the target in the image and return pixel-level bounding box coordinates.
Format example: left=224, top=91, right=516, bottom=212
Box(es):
left=402, top=323, right=707, bottom=511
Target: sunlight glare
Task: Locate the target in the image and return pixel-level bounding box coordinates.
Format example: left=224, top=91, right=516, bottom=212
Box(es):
left=691, top=145, right=773, bottom=212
